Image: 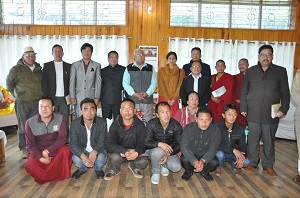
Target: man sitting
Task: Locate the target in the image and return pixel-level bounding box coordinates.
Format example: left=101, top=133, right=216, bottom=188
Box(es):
left=181, top=107, right=221, bottom=182
left=145, top=102, right=182, bottom=184
left=214, top=104, right=250, bottom=176
left=104, top=99, right=148, bottom=180
left=69, top=98, right=107, bottom=180
left=25, top=97, right=72, bottom=184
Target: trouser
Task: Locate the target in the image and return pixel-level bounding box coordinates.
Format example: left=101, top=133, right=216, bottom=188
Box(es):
left=148, top=147, right=181, bottom=174
left=216, top=150, right=250, bottom=168
left=135, top=103, right=153, bottom=123
left=102, top=104, right=120, bottom=120
left=180, top=154, right=218, bottom=174
left=15, top=99, right=38, bottom=150
left=108, top=153, right=148, bottom=173
left=247, top=122, right=278, bottom=168
left=72, top=150, right=107, bottom=172
left=54, top=97, right=69, bottom=126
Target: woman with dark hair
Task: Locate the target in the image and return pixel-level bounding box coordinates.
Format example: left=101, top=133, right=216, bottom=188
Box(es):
left=157, top=51, right=185, bottom=117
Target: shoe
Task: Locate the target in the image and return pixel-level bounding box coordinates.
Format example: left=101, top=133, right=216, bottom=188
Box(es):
left=232, top=168, right=240, bottom=175
left=243, top=164, right=256, bottom=170
left=161, top=166, right=169, bottom=176
left=20, top=149, right=28, bottom=159
left=293, top=175, right=300, bottom=182
left=95, top=170, right=104, bottom=179
left=214, top=168, right=221, bottom=176
left=104, top=170, right=120, bottom=181
left=128, top=163, right=143, bottom=178
left=151, top=173, right=160, bottom=184
left=71, top=169, right=86, bottom=180
left=263, top=167, right=277, bottom=177
left=200, top=172, right=214, bottom=182
left=181, top=171, right=193, bottom=181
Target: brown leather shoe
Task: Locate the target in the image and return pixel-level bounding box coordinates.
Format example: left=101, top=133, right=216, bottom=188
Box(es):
left=293, top=175, right=300, bottom=182
left=243, top=164, right=256, bottom=170
left=232, top=168, right=240, bottom=175
left=263, top=167, right=277, bottom=177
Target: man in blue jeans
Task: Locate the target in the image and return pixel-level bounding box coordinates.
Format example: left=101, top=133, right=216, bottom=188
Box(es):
left=69, top=98, right=107, bottom=180
left=214, top=104, right=250, bottom=176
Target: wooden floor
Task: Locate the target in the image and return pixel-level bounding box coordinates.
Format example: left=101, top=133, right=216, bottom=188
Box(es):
left=0, top=129, right=299, bottom=198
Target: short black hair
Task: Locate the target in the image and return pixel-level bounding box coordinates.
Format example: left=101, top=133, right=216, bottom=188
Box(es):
left=39, top=97, right=54, bottom=106
left=258, top=44, right=273, bottom=54
left=155, top=102, right=170, bottom=114
left=191, top=47, right=201, bottom=54
left=223, top=103, right=238, bottom=113
left=239, top=58, right=248, bottom=64
left=108, top=50, right=119, bottom=58
left=190, top=60, right=201, bottom=67
left=52, top=44, right=63, bottom=52
left=80, top=43, right=93, bottom=53
left=186, top=91, right=199, bottom=103
left=196, top=107, right=212, bottom=117
left=216, top=59, right=225, bottom=65
left=80, top=98, right=96, bottom=110
left=166, top=51, right=177, bottom=60
left=121, top=98, right=135, bottom=107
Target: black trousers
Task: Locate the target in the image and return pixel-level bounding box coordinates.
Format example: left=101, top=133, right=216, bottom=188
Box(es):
left=181, top=154, right=219, bottom=174
left=102, top=104, right=121, bottom=120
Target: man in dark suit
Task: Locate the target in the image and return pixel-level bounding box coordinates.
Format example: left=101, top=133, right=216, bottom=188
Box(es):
left=42, top=44, right=71, bottom=125
left=100, top=51, right=125, bottom=120
left=179, top=60, right=211, bottom=107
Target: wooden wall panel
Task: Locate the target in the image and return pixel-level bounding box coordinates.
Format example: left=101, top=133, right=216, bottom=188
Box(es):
left=0, top=0, right=299, bottom=70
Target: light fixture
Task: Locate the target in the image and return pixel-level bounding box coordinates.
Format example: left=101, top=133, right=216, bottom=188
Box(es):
left=147, top=6, right=152, bottom=14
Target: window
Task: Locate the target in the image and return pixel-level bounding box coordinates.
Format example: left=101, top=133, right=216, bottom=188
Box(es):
left=0, top=0, right=126, bottom=25
left=170, top=0, right=296, bottom=30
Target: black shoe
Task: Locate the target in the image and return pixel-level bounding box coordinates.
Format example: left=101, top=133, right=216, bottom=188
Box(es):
left=71, top=169, right=86, bottom=180
left=181, top=171, right=193, bottom=181
left=201, top=172, right=214, bottom=182
left=95, top=170, right=105, bottom=179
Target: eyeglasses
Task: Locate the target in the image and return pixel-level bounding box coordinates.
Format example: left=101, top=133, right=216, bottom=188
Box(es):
left=259, top=53, right=273, bottom=58
left=135, top=53, right=144, bottom=57
left=191, top=65, right=201, bottom=69
left=188, top=97, right=199, bottom=101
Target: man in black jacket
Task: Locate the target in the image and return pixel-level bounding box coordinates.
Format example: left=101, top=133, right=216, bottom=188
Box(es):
left=214, top=104, right=250, bottom=176
left=145, top=102, right=182, bottom=185
left=104, top=99, right=148, bottom=180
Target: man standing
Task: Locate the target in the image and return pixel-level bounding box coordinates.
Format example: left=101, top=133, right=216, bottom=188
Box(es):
left=214, top=104, right=250, bottom=176
left=122, top=48, right=157, bottom=122
left=234, top=58, right=249, bottom=127
left=180, top=107, right=221, bottom=182
left=104, top=99, right=148, bottom=180
left=180, top=60, right=211, bottom=107
left=240, top=45, right=290, bottom=176
left=42, top=44, right=71, bottom=126
left=69, top=98, right=107, bottom=180
left=182, top=47, right=211, bottom=79
left=25, top=97, right=72, bottom=184
left=69, top=43, right=101, bottom=118
left=145, top=102, right=182, bottom=184
left=6, top=46, right=43, bottom=158
left=100, top=51, right=125, bottom=120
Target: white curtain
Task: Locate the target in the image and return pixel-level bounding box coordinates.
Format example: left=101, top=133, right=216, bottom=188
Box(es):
left=0, top=35, right=129, bottom=88
left=169, top=37, right=296, bottom=87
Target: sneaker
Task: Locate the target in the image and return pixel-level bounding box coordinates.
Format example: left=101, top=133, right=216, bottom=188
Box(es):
left=215, top=168, right=221, bottom=176
left=71, top=169, right=86, bottom=180
left=151, top=173, right=160, bottom=184
left=104, top=170, right=119, bottom=181
left=161, top=166, right=169, bottom=176
left=232, top=168, right=240, bottom=176
left=200, top=172, right=214, bottom=182
left=181, top=171, right=193, bottom=181
left=20, top=149, right=28, bottom=159
left=128, top=163, right=143, bottom=178
left=95, top=170, right=104, bottom=179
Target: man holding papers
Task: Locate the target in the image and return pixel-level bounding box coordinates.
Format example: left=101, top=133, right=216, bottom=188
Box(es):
left=240, top=45, right=290, bottom=177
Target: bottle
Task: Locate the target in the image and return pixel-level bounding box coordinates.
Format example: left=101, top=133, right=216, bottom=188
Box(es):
left=244, top=126, right=249, bottom=144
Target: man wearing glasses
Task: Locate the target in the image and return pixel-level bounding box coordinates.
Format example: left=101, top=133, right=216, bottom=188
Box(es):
left=6, top=46, right=43, bottom=159
left=179, top=60, right=211, bottom=107
left=240, top=44, right=290, bottom=177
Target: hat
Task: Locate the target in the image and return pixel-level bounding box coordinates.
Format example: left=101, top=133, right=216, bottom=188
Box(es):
left=23, top=46, right=36, bottom=54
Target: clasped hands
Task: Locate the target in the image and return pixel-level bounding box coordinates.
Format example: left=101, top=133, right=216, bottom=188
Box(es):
left=124, top=149, right=139, bottom=161
left=233, top=149, right=245, bottom=169
left=39, top=149, right=53, bottom=165
left=158, top=142, right=172, bottom=165
left=133, top=92, right=148, bottom=100
left=81, top=150, right=98, bottom=168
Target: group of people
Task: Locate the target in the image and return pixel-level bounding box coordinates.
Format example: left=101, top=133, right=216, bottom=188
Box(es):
left=5, top=43, right=299, bottom=184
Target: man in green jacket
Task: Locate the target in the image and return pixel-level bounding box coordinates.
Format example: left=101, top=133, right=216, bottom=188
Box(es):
left=6, top=46, right=43, bottom=159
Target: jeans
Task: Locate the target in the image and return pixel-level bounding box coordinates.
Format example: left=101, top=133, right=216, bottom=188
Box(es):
left=72, top=150, right=107, bottom=172
left=216, top=150, right=250, bottom=169
left=109, top=153, right=148, bottom=173
left=148, top=147, right=181, bottom=174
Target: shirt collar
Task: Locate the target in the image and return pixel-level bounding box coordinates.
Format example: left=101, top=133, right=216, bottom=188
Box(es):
left=133, top=62, right=147, bottom=69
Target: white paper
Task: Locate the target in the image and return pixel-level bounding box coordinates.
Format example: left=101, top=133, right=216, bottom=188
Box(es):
left=65, top=95, right=70, bottom=105
left=212, top=86, right=226, bottom=97
left=271, top=103, right=281, bottom=119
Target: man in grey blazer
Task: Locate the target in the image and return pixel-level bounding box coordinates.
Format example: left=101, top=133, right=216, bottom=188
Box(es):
left=69, top=43, right=102, bottom=118
left=240, top=45, right=290, bottom=177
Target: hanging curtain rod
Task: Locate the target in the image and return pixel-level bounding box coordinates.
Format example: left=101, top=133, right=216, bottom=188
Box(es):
left=0, top=35, right=133, bottom=39
left=162, top=37, right=295, bottom=45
